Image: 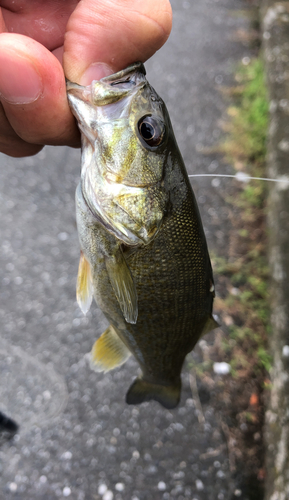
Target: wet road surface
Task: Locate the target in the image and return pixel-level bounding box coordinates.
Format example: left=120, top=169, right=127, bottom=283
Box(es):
left=0, top=0, right=253, bottom=498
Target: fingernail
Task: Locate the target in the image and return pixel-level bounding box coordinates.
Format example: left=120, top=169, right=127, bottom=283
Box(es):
left=0, top=52, right=42, bottom=104
left=80, top=63, right=114, bottom=85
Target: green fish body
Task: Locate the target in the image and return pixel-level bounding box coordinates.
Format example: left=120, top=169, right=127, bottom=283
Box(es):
left=67, top=63, right=217, bottom=409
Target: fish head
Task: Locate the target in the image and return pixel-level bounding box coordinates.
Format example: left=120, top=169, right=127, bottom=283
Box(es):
left=67, top=63, right=171, bottom=246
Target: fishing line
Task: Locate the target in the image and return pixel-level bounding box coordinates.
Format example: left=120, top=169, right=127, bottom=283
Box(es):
left=188, top=173, right=289, bottom=184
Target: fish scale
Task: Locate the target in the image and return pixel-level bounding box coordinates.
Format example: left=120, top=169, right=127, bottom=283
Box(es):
left=67, top=62, right=218, bottom=408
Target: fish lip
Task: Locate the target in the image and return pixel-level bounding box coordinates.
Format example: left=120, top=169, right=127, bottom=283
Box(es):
left=100, top=62, right=146, bottom=83
left=65, top=78, right=80, bottom=92
left=66, top=79, right=91, bottom=100
left=66, top=62, right=146, bottom=105
left=66, top=62, right=145, bottom=90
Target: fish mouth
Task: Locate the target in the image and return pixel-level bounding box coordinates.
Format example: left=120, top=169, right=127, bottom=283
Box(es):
left=66, top=62, right=146, bottom=108
left=99, top=62, right=146, bottom=83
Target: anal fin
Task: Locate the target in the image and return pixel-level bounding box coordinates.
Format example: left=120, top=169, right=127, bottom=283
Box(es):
left=76, top=251, right=93, bottom=315
left=89, top=325, right=131, bottom=373
left=126, top=378, right=181, bottom=409
left=105, top=250, right=138, bottom=324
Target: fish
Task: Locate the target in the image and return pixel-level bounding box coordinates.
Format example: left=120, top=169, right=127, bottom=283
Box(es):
left=66, top=62, right=218, bottom=409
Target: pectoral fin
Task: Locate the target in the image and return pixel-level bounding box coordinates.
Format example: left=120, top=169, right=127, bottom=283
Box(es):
left=201, top=315, right=220, bottom=337
left=76, top=251, right=93, bottom=315
left=105, top=251, right=138, bottom=324
left=126, top=378, right=181, bottom=409
left=89, top=325, right=131, bottom=372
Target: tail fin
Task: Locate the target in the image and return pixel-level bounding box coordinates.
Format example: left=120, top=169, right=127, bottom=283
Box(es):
left=126, top=378, right=181, bottom=409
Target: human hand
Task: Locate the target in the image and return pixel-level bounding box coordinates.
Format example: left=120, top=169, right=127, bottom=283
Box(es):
left=0, top=0, right=172, bottom=157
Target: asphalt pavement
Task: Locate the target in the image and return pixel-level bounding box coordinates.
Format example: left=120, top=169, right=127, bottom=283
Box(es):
left=0, top=1, right=254, bottom=499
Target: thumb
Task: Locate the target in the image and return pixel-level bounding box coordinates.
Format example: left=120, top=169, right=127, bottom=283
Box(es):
left=63, top=0, right=172, bottom=85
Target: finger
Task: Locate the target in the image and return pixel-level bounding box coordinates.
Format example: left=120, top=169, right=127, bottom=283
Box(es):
left=0, top=12, right=42, bottom=156
left=63, top=0, right=172, bottom=84
left=0, top=7, right=7, bottom=32
left=0, top=33, right=80, bottom=149
left=0, top=101, right=43, bottom=157
left=0, top=1, right=77, bottom=51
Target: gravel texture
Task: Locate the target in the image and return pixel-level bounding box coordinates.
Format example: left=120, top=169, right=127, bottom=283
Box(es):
left=0, top=0, right=254, bottom=498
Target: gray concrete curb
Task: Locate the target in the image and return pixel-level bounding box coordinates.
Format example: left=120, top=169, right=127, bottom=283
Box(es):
left=261, top=2, right=289, bottom=498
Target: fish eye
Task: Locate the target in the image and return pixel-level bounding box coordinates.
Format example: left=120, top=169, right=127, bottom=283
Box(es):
left=137, top=115, right=165, bottom=148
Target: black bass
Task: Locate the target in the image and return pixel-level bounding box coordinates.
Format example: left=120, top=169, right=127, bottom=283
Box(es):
left=66, top=62, right=218, bottom=409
